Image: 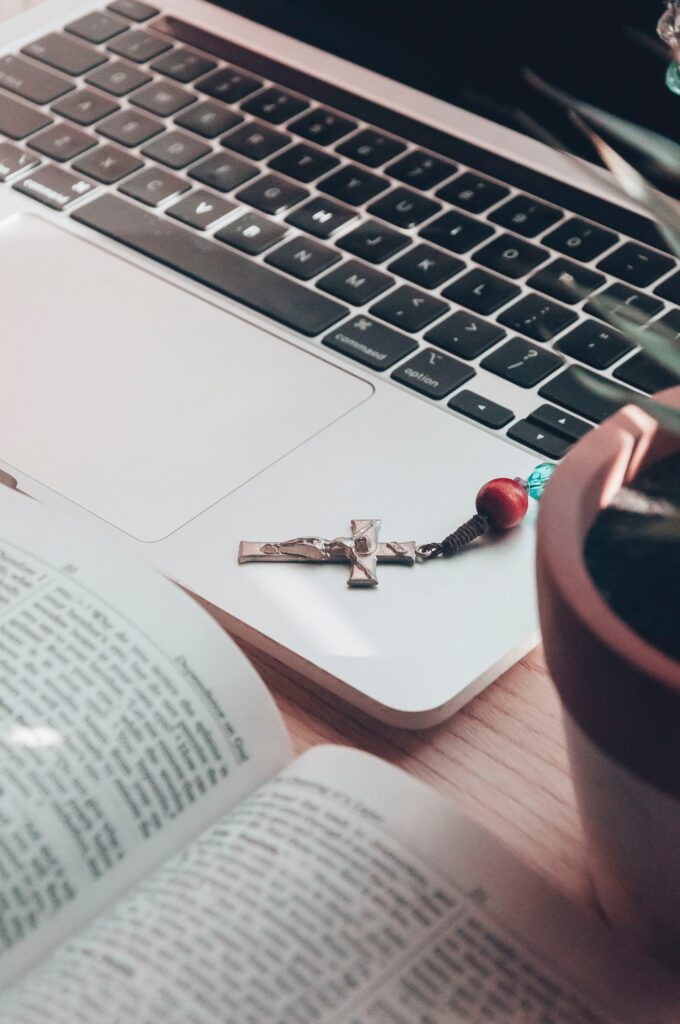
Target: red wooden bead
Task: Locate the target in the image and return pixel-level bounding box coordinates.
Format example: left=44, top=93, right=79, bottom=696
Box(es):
left=475, top=477, right=528, bottom=530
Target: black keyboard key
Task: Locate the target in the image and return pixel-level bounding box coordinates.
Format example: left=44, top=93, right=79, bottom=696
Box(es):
left=649, top=309, right=680, bottom=342
left=317, top=260, right=393, bottom=304
left=337, top=220, right=409, bottom=264
left=542, top=217, right=618, bottom=262
left=269, top=143, right=338, bottom=183
left=266, top=236, right=340, bottom=280
left=539, top=366, right=635, bottom=423
left=392, top=348, right=474, bottom=399
left=336, top=129, right=405, bottom=168
left=290, top=108, right=356, bottom=146
left=0, top=141, right=39, bottom=181
left=236, top=173, right=308, bottom=215
left=175, top=100, right=241, bottom=138
left=507, top=420, right=572, bottom=459
left=388, top=243, right=462, bottom=289
left=166, top=189, right=236, bottom=229
left=481, top=338, right=563, bottom=388
left=442, top=269, right=520, bottom=315
left=29, top=123, right=96, bottom=162
left=489, top=194, right=562, bottom=237
left=555, top=320, right=633, bottom=369
left=148, top=21, right=680, bottom=257
left=474, top=234, right=549, bottom=280
left=66, top=12, right=128, bottom=44
left=23, top=32, right=107, bottom=76
left=425, top=311, right=505, bottom=359
left=0, top=93, right=52, bottom=140
left=323, top=316, right=416, bottom=369
left=529, top=258, right=606, bottom=305
left=286, top=195, right=356, bottom=238
left=73, top=143, right=142, bottom=183
left=151, top=48, right=216, bottom=83
left=387, top=149, right=456, bottom=190
left=436, top=172, right=509, bottom=213
left=222, top=120, right=289, bottom=161
left=598, top=242, right=674, bottom=288
left=584, top=283, right=663, bottom=327
left=498, top=293, right=577, bottom=342
left=216, top=211, right=287, bottom=255
left=73, top=194, right=346, bottom=335
left=85, top=60, right=150, bottom=96
left=188, top=151, right=256, bottom=191
left=367, top=187, right=440, bottom=229
left=52, top=88, right=119, bottom=126
left=370, top=285, right=448, bottom=332
left=613, top=352, right=680, bottom=394
left=98, top=109, right=163, bottom=147
left=131, top=80, right=195, bottom=116
left=108, top=30, right=171, bottom=63
left=107, top=0, right=158, bottom=19
left=528, top=404, right=591, bottom=441
left=420, top=210, right=494, bottom=254
left=119, top=165, right=188, bottom=206
left=141, top=130, right=210, bottom=169
left=655, top=271, right=680, bottom=304
left=197, top=67, right=262, bottom=103
left=14, top=163, right=96, bottom=210
left=241, top=87, right=308, bottom=125
left=318, top=164, right=388, bottom=206
left=448, top=390, right=513, bottom=429
left=0, top=55, right=73, bottom=105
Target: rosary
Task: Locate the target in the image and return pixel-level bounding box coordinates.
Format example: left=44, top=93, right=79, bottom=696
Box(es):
left=239, top=462, right=554, bottom=588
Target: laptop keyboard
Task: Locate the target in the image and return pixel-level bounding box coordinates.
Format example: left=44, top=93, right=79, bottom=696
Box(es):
left=1, top=4, right=679, bottom=462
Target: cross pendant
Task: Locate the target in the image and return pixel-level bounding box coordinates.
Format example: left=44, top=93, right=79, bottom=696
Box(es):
left=238, top=519, right=416, bottom=587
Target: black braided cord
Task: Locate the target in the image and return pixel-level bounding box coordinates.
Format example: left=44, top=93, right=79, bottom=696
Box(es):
left=417, top=513, right=489, bottom=559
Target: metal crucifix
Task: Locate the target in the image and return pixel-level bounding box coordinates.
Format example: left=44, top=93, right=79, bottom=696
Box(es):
left=238, top=519, right=416, bottom=587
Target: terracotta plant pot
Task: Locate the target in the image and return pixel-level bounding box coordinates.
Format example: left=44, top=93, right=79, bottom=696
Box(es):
left=536, top=385, right=680, bottom=966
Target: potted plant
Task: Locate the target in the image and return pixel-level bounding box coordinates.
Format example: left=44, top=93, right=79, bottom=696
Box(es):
left=531, top=71, right=680, bottom=965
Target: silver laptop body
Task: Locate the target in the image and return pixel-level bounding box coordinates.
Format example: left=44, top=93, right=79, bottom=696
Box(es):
left=1, top=0, right=675, bottom=725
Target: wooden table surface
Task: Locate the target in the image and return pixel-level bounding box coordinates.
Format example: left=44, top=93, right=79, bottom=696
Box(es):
left=5, top=0, right=590, bottom=917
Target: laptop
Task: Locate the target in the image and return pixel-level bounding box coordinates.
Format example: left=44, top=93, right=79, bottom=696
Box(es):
left=0, top=0, right=677, bottom=725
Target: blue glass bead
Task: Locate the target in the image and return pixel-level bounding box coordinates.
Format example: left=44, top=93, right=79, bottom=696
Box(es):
left=526, top=462, right=555, bottom=500
left=667, top=61, right=680, bottom=95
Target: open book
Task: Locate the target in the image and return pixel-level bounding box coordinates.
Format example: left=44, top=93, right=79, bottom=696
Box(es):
left=1, top=486, right=678, bottom=1023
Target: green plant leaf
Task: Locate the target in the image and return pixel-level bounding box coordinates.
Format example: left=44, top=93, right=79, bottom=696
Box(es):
left=583, top=291, right=680, bottom=379
left=572, top=366, right=680, bottom=436
left=524, top=70, right=680, bottom=178
left=568, top=111, right=680, bottom=258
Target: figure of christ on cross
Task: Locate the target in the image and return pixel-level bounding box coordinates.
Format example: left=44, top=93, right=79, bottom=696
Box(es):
left=238, top=519, right=416, bottom=587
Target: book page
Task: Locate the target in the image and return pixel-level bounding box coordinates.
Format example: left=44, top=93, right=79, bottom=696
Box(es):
left=0, top=487, right=291, bottom=988
left=2, top=746, right=678, bottom=1022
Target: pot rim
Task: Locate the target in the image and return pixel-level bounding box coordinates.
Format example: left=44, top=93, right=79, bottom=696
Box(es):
left=537, top=385, right=680, bottom=692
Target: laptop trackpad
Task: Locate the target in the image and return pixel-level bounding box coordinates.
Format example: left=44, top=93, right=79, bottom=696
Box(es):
left=0, top=214, right=372, bottom=540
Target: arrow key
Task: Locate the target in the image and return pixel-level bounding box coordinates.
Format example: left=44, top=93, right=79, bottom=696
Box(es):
left=448, top=389, right=514, bottom=429
left=507, top=419, right=572, bottom=459
left=528, top=404, right=592, bottom=441
left=166, top=189, right=237, bottom=230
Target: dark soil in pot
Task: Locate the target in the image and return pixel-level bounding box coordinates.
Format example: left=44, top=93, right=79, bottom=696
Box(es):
left=584, top=452, right=680, bottom=662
